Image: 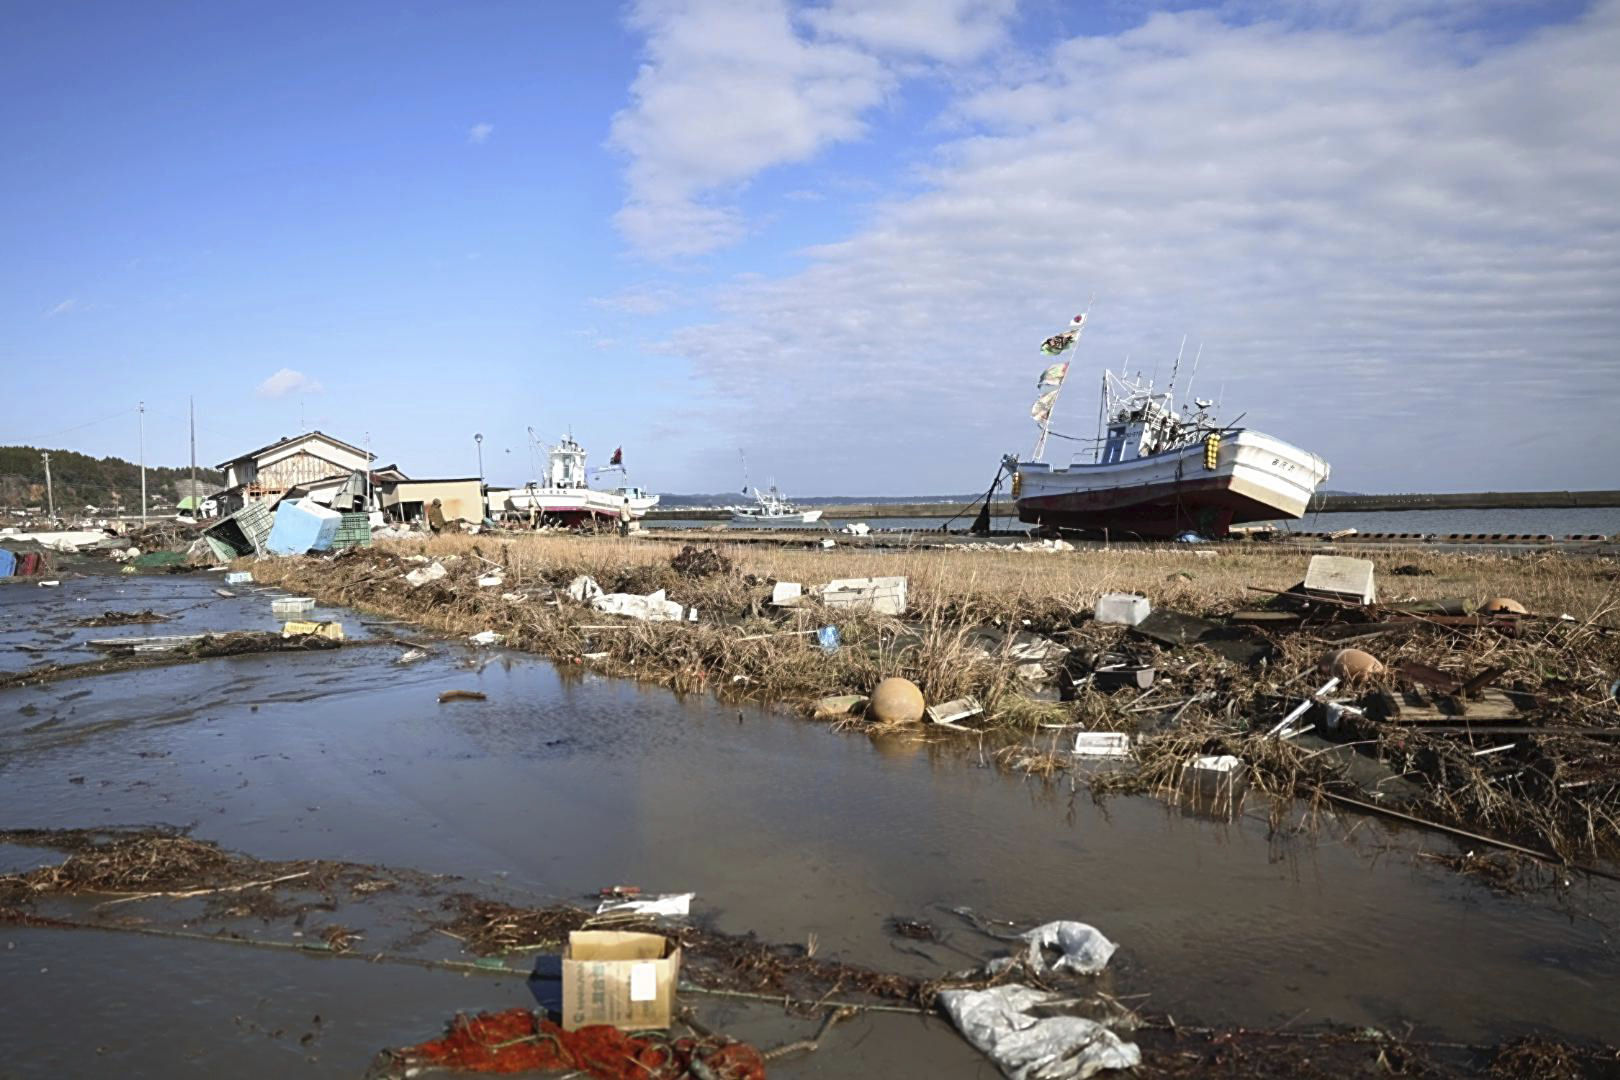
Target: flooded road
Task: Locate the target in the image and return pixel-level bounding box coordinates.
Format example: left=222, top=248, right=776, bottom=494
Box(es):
left=2, top=571, right=1618, bottom=1076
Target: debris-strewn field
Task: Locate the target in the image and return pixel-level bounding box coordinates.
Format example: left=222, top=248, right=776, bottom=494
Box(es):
left=248, top=535, right=1620, bottom=873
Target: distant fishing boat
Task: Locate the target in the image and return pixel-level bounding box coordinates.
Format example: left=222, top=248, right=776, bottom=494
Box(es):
left=1003, top=312, right=1330, bottom=539
left=729, top=486, right=824, bottom=528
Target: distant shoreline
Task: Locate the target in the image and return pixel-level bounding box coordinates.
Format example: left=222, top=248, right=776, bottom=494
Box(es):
left=647, top=489, right=1620, bottom=520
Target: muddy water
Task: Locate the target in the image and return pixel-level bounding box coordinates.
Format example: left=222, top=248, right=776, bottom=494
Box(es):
left=2, top=572, right=1619, bottom=1076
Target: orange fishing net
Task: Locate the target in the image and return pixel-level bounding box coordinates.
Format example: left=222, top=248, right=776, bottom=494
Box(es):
left=391, top=1008, right=766, bottom=1079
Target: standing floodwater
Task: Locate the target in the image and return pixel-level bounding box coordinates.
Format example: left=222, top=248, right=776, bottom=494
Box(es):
left=2, top=574, right=1617, bottom=1076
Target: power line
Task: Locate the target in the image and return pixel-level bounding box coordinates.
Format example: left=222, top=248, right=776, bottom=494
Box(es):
left=12, top=405, right=138, bottom=445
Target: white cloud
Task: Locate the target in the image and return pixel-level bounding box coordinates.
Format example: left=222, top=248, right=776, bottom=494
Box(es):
left=44, top=298, right=78, bottom=318
left=802, top=0, right=1014, bottom=61
left=591, top=282, right=687, bottom=316
left=608, top=0, right=1017, bottom=258
left=644, top=2, right=1620, bottom=492
left=256, top=368, right=324, bottom=398
left=467, top=122, right=494, bottom=144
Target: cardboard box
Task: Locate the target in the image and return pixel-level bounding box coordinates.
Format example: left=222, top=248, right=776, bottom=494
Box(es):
left=562, top=931, right=681, bottom=1032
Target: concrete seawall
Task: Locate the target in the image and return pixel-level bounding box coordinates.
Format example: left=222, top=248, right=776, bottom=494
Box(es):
left=647, top=489, right=1620, bottom=521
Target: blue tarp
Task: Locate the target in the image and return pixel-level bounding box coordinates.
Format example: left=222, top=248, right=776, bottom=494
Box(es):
left=265, top=499, right=342, bottom=556
left=0, top=548, right=15, bottom=577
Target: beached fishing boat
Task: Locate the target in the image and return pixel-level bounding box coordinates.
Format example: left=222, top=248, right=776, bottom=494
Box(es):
left=729, top=486, right=824, bottom=528
left=1003, top=314, right=1330, bottom=539
left=489, top=433, right=648, bottom=527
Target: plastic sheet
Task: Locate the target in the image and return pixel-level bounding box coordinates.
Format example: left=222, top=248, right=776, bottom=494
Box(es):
left=988, top=921, right=1118, bottom=977
left=938, top=986, right=1140, bottom=1080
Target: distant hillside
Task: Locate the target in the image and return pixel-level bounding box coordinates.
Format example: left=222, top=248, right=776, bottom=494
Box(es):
left=0, top=445, right=222, bottom=511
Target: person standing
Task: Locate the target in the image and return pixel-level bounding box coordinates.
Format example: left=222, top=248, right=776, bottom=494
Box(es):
left=618, top=496, right=631, bottom=537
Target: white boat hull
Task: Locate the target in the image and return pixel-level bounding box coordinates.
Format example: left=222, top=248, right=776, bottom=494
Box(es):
left=1014, top=429, right=1330, bottom=538
left=490, top=487, right=633, bottom=525
left=728, top=508, right=824, bottom=528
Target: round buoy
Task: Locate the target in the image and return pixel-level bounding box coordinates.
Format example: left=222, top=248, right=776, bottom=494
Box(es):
left=869, top=677, right=926, bottom=724
left=1479, top=597, right=1529, bottom=615
left=1320, top=648, right=1385, bottom=681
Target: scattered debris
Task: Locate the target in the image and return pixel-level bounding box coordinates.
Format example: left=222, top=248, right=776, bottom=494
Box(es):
left=271, top=596, right=316, bottom=616
left=927, top=696, right=985, bottom=725
left=396, top=648, right=429, bottom=665
left=818, top=575, right=907, bottom=615
left=770, top=581, right=803, bottom=606
left=404, top=562, right=448, bottom=588
left=1131, top=609, right=1220, bottom=647
left=568, top=574, right=604, bottom=602
left=670, top=545, right=733, bottom=578
left=467, top=631, right=503, bottom=646
left=938, top=985, right=1140, bottom=1080
left=1480, top=596, right=1529, bottom=615
left=1303, top=554, right=1377, bottom=605
left=225, top=570, right=254, bottom=585
left=1094, top=592, right=1150, bottom=627
left=1072, top=732, right=1131, bottom=757
left=594, top=892, right=694, bottom=917
left=282, top=620, right=344, bottom=641
left=593, top=588, right=686, bottom=622
left=437, top=690, right=487, bottom=703
left=74, top=610, right=170, bottom=627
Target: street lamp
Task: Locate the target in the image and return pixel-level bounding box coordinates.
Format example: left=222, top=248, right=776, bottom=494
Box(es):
left=474, top=433, right=484, bottom=482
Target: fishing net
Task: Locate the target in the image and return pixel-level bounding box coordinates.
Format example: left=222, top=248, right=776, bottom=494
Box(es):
left=383, top=1008, right=766, bottom=1079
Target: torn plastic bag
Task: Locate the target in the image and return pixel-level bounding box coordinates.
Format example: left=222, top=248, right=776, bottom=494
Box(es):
left=938, top=985, right=1140, bottom=1080
left=989, top=921, right=1117, bottom=977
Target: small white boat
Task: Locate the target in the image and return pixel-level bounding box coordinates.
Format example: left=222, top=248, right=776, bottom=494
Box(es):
left=1005, top=314, right=1331, bottom=538
left=728, top=486, right=823, bottom=528
left=610, top=485, right=661, bottom=516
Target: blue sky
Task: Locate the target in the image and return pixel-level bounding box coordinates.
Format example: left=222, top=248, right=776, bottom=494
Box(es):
left=3, top=1, right=1617, bottom=495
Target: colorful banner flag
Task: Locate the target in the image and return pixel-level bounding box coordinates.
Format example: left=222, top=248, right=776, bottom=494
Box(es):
left=1038, top=361, right=1069, bottom=388
left=1030, top=389, right=1059, bottom=424
left=610, top=447, right=623, bottom=466
left=1040, top=329, right=1079, bottom=356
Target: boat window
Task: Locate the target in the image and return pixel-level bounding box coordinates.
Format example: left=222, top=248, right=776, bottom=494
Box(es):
left=1103, top=425, right=1126, bottom=464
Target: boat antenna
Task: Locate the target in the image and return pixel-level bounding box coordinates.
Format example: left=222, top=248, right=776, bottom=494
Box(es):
left=1184, top=341, right=1203, bottom=409
left=1166, top=335, right=1187, bottom=396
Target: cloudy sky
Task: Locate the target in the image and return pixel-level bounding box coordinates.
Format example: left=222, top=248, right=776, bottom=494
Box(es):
left=3, top=0, right=1616, bottom=494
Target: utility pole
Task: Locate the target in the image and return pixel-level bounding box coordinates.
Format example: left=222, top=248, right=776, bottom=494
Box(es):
left=189, top=395, right=197, bottom=517
left=41, top=452, right=54, bottom=520
left=138, top=401, right=147, bottom=521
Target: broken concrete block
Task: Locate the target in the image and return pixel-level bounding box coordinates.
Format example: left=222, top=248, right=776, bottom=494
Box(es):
left=926, top=696, right=984, bottom=725
left=813, top=694, right=867, bottom=719
left=819, top=576, right=907, bottom=616
left=1304, top=555, right=1376, bottom=605
left=1094, top=593, right=1151, bottom=626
